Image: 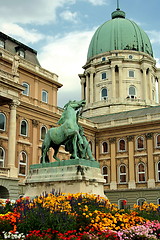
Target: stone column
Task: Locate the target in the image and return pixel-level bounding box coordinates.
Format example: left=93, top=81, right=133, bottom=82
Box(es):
left=90, top=72, right=94, bottom=104
left=32, top=120, right=39, bottom=164
left=127, top=135, right=136, bottom=189
left=142, top=68, right=147, bottom=102
left=111, top=66, right=116, bottom=101
left=86, top=74, right=90, bottom=104
left=146, top=133, right=155, bottom=188
left=119, top=66, right=123, bottom=100
left=148, top=70, right=152, bottom=102
left=80, top=77, right=85, bottom=100
left=109, top=138, right=117, bottom=189
left=8, top=100, right=20, bottom=178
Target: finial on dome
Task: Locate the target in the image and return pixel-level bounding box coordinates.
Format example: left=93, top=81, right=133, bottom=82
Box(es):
left=111, top=0, right=125, bottom=19
left=117, top=0, right=120, bottom=10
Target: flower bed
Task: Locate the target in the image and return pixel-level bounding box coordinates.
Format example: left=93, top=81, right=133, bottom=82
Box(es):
left=0, top=192, right=160, bottom=239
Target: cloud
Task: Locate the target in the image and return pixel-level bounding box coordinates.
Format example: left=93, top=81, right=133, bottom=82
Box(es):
left=86, top=0, right=108, bottom=5
left=155, top=58, right=160, bottom=68
left=0, top=0, right=75, bottom=25
left=0, top=23, right=44, bottom=44
left=147, top=30, right=160, bottom=45
left=60, top=10, right=78, bottom=23
left=38, top=29, right=95, bottom=107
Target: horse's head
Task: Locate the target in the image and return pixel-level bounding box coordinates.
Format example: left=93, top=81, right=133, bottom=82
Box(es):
left=57, top=100, right=86, bottom=125
left=65, top=100, right=86, bottom=110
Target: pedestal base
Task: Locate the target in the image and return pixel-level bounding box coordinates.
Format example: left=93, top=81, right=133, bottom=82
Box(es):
left=25, top=159, right=105, bottom=198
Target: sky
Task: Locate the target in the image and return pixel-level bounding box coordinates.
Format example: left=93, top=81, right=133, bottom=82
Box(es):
left=0, top=0, right=160, bottom=107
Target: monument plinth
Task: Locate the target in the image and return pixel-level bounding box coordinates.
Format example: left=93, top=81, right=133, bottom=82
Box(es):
left=25, top=100, right=105, bottom=198
left=25, top=159, right=105, bottom=198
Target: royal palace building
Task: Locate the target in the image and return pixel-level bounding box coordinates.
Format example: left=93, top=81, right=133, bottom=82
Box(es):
left=1, top=6, right=160, bottom=208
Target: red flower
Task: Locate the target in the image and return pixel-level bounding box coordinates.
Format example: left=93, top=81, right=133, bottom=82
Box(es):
left=123, top=200, right=127, bottom=205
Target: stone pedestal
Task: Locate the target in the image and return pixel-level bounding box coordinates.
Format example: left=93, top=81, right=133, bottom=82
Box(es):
left=25, top=159, right=105, bottom=198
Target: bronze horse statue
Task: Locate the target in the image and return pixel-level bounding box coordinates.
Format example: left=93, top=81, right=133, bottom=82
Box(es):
left=41, top=100, right=86, bottom=163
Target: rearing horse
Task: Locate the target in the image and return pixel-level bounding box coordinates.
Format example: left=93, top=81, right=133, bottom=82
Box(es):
left=41, top=100, right=86, bottom=163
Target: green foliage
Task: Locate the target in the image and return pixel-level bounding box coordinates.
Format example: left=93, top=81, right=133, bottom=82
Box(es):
left=17, top=204, right=76, bottom=234
left=0, top=219, right=13, bottom=233
left=135, top=209, right=160, bottom=222
left=0, top=201, right=13, bottom=214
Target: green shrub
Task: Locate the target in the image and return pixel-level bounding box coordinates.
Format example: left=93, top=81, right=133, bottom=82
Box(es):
left=17, top=204, right=76, bottom=234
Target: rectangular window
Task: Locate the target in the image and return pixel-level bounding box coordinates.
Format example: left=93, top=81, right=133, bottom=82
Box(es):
left=42, top=90, right=48, bottom=103
left=101, top=72, right=107, bottom=80
left=129, top=70, right=135, bottom=78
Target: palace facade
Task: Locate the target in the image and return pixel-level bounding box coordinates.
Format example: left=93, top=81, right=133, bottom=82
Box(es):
left=1, top=6, right=160, bottom=208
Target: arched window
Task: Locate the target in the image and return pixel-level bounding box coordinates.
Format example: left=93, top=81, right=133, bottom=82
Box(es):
left=157, top=198, right=160, bottom=205
left=137, top=136, right=144, bottom=150
left=115, top=65, right=119, bottom=72
left=118, top=199, right=127, bottom=209
left=119, top=139, right=126, bottom=151
left=102, top=142, right=108, bottom=153
left=129, top=85, right=136, bottom=98
left=0, top=147, right=5, bottom=167
left=0, top=186, right=9, bottom=199
left=19, top=151, right=27, bottom=176
left=0, top=113, right=6, bottom=131
left=42, top=90, right=48, bottom=103
left=137, top=198, right=146, bottom=206
left=101, top=88, right=108, bottom=100
left=156, top=135, right=160, bottom=148
left=22, top=82, right=30, bottom=96
left=41, top=126, right=47, bottom=140
left=119, top=164, right=127, bottom=183
left=102, top=166, right=108, bottom=184
left=157, top=161, right=160, bottom=181
left=138, top=163, right=146, bottom=182
left=20, top=120, right=28, bottom=136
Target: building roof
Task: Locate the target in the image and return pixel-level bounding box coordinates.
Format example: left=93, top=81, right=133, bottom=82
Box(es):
left=88, top=105, right=160, bottom=124
left=87, top=8, right=153, bottom=60
left=0, top=32, right=40, bottom=66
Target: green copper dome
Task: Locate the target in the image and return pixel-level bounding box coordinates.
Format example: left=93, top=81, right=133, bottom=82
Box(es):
left=87, top=9, right=153, bottom=60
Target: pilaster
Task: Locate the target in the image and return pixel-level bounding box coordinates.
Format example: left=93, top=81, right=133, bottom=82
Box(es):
left=32, top=120, right=39, bottom=164
left=80, top=77, right=85, bottom=100
left=86, top=74, right=90, bottom=104
left=111, top=66, right=116, bottom=100
left=142, top=68, right=147, bottom=102
left=109, top=137, right=117, bottom=189
left=119, top=65, right=123, bottom=100
left=127, top=135, right=136, bottom=189
left=90, top=72, right=94, bottom=103
left=8, top=100, right=20, bottom=178
left=146, top=133, right=155, bottom=188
